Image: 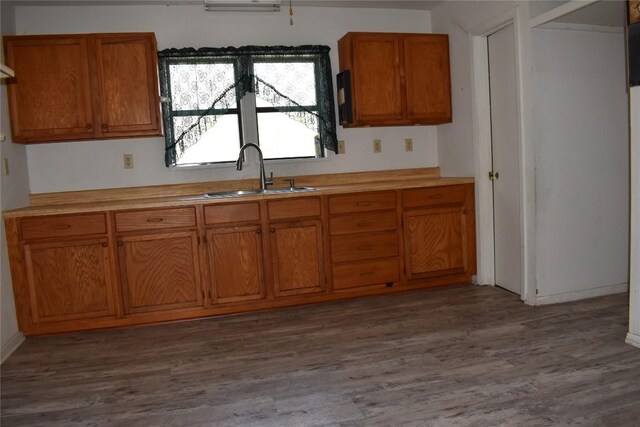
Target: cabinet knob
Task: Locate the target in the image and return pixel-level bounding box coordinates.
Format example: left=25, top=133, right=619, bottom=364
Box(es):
left=102, top=124, right=108, bottom=131
left=117, top=241, right=124, bottom=247
left=86, top=124, right=93, bottom=130
left=270, top=228, right=275, bottom=233
left=101, top=242, right=108, bottom=248
left=257, top=228, right=262, bottom=235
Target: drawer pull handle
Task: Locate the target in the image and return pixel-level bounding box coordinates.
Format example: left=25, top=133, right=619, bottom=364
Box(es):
left=428, top=194, right=443, bottom=199
left=360, top=271, right=374, bottom=276
left=52, top=224, right=71, bottom=230
left=146, top=217, right=165, bottom=223
left=356, top=202, right=371, bottom=206
left=358, top=245, right=373, bottom=251
left=357, top=222, right=371, bottom=228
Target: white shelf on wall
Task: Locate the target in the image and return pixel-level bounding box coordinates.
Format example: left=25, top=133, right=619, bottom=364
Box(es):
left=1, top=63, right=15, bottom=78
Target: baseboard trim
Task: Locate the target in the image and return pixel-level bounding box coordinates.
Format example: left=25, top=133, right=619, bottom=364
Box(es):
left=1, top=332, right=25, bottom=363
left=535, top=282, right=629, bottom=305
left=626, top=332, right=640, bottom=349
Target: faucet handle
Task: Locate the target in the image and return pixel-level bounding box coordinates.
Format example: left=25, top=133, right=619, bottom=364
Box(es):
left=265, top=171, right=274, bottom=187
left=284, top=177, right=295, bottom=188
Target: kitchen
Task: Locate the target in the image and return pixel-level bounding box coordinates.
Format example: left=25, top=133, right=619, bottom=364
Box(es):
left=1, top=0, right=639, bottom=424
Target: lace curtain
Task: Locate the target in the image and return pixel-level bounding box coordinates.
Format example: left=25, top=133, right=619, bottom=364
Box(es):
left=157, top=45, right=338, bottom=166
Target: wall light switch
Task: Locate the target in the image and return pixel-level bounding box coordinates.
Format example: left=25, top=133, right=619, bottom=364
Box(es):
left=337, top=140, right=346, bottom=154
left=405, top=138, right=413, bottom=152
left=373, top=139, right=382, bottom=153
left=123, top=154, right=134, bottom=169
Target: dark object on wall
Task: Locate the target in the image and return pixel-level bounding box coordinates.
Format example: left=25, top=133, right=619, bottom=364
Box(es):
left=336, top=71, right=352, bottom=125
left=630, top=0, right=640, bottom=25
left=630, top=22, right=640, bottom=87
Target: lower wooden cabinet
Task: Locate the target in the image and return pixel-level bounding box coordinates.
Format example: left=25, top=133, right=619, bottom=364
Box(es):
left=24, top=237, right=116, bottom=323
left=269, top=220, right=325, bottom=297
left=4, top=183, right=476, bottom=335
left=117, top=231, right=203, bottom=314
left=206, top=225, right=265, bottom=304
left=404, top=206, right=467, bottom=279
left=402, top=184, right=476, bottom=281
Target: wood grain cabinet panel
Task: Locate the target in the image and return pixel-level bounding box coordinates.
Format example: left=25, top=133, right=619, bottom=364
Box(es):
left=118, top=231, right=202, bottom=314
left=3, top=32, right=161, bottom=143
left=114, top=207, right=196, bottom=232
left=24, top=238, right=116, bottom=323
left=269, top=220, right=325, bottom=297
left=331, top=231, right=398, bottom=263
left=3, top=36, right=95, bottom=142
left=206, top=225, right=265, bottom=304
left=328, top=191, right=396, bottom=214
left=402, top=184, right=476, bottom=281
left=350, top=33, right=403, bottom=123
left=95, top=33, right=161, bottom=137
left=329, top=211, right=397, bottom=235
left=404, top=206, right=467, bottom=279
left=333, top=258, right=400, bottom=290
left=204, top=202, right=260, bottom=225
left=338, top=32, right=451, bottom=127
left=21, top=213, right=106, bottom=240
left=404, top=34, right=452, bottom=123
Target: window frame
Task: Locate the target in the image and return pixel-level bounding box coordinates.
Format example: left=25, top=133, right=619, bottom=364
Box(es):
left=158, top=46, right=336, bottom=168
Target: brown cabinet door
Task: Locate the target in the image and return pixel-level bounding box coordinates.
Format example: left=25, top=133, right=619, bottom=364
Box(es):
left=95, top=33, right=161, bottom=137
left=4, top=35, right=95, bottom=142
left=269, top=220, right=325, bottom=297
left=118, top=231, right=202, bottom=314
left=206, top=225, right=265, bottom=304
left=403, top=34, right=452, bottom=124
left=23, top=238, right=116, bottom=323
left=404, top=206, right=468, bottom=279
left=351, top=33, right=404, bottom=124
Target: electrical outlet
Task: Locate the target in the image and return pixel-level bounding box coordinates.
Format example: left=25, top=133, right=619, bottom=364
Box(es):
left=2, top=158, right=8, bottom=176
left=123, top=154, right=134, bottom=169
left=373, top=139, right=382, bottom=153
left=405, top=138, right=413, bottom=152
left=337, top=140, right=346, bottom=154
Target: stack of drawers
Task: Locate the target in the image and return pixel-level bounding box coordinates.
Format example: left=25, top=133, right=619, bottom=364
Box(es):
left=328, top=191, right=400, bottom=290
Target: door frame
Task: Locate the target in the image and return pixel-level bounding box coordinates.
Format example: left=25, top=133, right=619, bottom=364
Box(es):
left=469, top=5, right=535, bottom=303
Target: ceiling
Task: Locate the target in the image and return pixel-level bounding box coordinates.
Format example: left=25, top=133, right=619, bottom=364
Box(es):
left=553, top=0, right=627, bottom=28
left=4, top=0, right=443, bottom=9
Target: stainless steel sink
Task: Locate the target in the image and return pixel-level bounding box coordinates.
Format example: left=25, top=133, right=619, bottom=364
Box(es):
left=203, top=187, right=316, bottom=199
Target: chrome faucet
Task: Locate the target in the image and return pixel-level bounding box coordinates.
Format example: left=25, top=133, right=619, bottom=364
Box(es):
left=235, top=143, right=273, bottom=191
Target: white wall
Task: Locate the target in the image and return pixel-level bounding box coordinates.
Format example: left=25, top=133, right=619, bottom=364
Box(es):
left=15, top=5, right=436, bottom=193
left=532, top=27, right=629, bottom=303
left=1, top=3, right=28, bottom=362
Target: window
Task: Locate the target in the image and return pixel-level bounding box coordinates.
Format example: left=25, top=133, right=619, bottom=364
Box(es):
left=158, top=46, right=337, bottom=167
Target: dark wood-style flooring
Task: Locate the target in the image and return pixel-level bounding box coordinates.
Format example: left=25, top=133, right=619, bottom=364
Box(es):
left=2, top=285, right=639, bottom=426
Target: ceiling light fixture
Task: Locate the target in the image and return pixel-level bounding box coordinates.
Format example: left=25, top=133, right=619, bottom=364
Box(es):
left=204, top=0, right=281, bottom=12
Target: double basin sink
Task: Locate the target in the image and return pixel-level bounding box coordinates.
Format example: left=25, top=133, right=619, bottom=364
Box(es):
left=203, top=186, right=317, bottom=199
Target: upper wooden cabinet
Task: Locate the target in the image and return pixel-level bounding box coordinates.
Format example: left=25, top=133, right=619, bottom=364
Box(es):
left=3, top=33, right=161, bottom=143
left=337, top=32, right=451, bottom=127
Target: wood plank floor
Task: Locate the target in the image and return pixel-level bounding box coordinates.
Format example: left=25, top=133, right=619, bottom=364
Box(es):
left=2, top=285, right=639, bottom=426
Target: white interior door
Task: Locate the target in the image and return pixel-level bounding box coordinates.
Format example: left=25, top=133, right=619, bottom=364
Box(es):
left=488, top=24, right=522, bottom=295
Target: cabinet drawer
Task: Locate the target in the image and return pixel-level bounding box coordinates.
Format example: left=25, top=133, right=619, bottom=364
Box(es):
left=403, top=185, right=466, bottom=208
left=21, top=213, right=107, bottom=240
left=330, top=211, right=397, bottom=235
left=332, top=258, right=400, bottom=290
left=268, top=197, right=321, bottom=220
left=331, top=231, right=398, bottom=263
left=329, top=191, right=396, bottom=214
left=115, top=207, right=196, bottom=232
left=204, top=202, right=260, bottom=225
